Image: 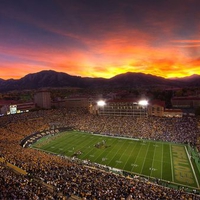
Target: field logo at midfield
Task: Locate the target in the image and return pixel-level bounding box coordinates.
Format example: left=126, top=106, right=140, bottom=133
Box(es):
left=172, top=146, right=194, bottom=185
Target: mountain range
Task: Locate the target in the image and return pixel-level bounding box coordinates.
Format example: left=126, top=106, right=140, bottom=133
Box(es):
left=0, top=70, right=200, bottom=92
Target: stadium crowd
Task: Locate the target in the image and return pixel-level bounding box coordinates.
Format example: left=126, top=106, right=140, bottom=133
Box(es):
left=0, top=162, right=55, bottom=200
left=0, top=108, right=200, bottom=199
left=46, top=109, right=199, bottom=147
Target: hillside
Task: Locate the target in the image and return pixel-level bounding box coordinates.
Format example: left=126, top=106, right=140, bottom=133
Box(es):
left=0, top=70, right=199, bottom=92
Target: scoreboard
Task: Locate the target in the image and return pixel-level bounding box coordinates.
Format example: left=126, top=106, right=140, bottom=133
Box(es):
left=10, top=105, right=17, bottom=114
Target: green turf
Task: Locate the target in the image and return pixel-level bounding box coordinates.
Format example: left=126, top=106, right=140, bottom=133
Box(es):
left=31, top=131, right=200, bottom=189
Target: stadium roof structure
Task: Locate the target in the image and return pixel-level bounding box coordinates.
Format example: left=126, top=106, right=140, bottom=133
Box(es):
left=0, top=100, right=18, bottom=106
left=172, top=96, right=200, bottom=100
left=106, top=98, right=139, bottom=103
left=164, top=108, right=182, bottom=113
left=150, top=99, right=165, bottom=107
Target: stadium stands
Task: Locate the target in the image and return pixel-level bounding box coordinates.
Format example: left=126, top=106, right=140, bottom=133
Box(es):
left=0, top=108, right=200, bottom=199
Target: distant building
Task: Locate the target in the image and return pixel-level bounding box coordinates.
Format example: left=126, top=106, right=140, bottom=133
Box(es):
left=0, top=100, right=18, bottom=115
left=148, top=100, right=165, bottom=117
left=96, top=98, right=148, bottom=117
left=51, top=98, right=66, bottom=109
left=148, top=99, right=184, bottom=117
left=0, top=105, right=9, bottom=115
left=0, top=101, right=35, bottom=115
left=17, top=102, right=35, bottom=112
left=163, top=109, right=183, bottom=118
left=65, top=97, right=91, bottom=110
left=34, top=90, right=51, bottom=109
left=171, top=96, right=200, bottom=108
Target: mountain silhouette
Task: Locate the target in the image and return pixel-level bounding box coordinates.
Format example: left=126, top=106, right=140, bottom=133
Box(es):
left=0, top=70, right=199, bottom=92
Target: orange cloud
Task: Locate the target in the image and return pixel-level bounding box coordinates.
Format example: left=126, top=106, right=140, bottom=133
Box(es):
left=1, top=32, right=200, bottom=80
left=0, top=12, right=200, bottom=80
left=171, top=40, right=200, bottom=43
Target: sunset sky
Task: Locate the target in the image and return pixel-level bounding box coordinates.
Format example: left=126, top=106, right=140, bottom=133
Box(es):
left=0, top=0, right=200, bottom=80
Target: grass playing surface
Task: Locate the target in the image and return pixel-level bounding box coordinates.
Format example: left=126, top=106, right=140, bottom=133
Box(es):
left=32, top=131, right=200, bottom=189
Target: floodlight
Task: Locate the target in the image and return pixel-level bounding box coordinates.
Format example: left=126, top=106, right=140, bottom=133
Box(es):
left=138, top=100, right=148, bottom=106
left=97, top=100, right=106, bottom=106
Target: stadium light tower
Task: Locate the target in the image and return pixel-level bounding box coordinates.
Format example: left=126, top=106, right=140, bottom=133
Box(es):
left=97, top=100, right=106, bottom=115
left=97, top=100, right=106, bottom=107
left=138, top=99, right=148, bottom=117
left=138, top=100, right=148, bottom=106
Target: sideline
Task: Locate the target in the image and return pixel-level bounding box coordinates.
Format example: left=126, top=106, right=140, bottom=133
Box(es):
left=185, top=146, right=199, bottom=188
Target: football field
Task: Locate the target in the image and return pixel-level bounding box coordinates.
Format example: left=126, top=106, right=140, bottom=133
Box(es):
left=32, top=131, right=200, bottom=189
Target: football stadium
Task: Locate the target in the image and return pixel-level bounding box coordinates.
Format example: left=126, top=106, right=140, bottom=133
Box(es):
left=1, top=107, right=200, bottom=199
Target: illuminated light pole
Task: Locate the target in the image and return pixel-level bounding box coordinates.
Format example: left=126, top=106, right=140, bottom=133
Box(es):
left=138, top=100, right=148, bottom=106
left=138, top=99, right=148, bottom=117
left=97, top=100, right=106, bottom=107
left=97, top=100, right=106, bottom=115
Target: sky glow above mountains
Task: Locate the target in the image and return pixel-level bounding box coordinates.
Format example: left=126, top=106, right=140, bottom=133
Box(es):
left=0, top=0, right=200, bottom=80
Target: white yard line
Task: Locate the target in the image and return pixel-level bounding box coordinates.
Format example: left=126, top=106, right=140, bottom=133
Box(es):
left=107, top=140, right=127, bottom=166
left=130, top=142, right=144, bottom=172
left=140, top=142, right=150, bottom=174
left=149, top=144, right=156, bottom=177
left=123, top=141, right=139, bottom=171
left=185, top=146, right=199, bottom=187
left=170, top=144, right=174, bottom=182
left=117, top=141, right=131, bottom=164
left=161, top=143, right=163, bottom=180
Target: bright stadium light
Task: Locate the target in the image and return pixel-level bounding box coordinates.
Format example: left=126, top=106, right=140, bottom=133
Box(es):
left=97, top=100, right=106, bottom=107
left=138, top=100, right=148, bottom=106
